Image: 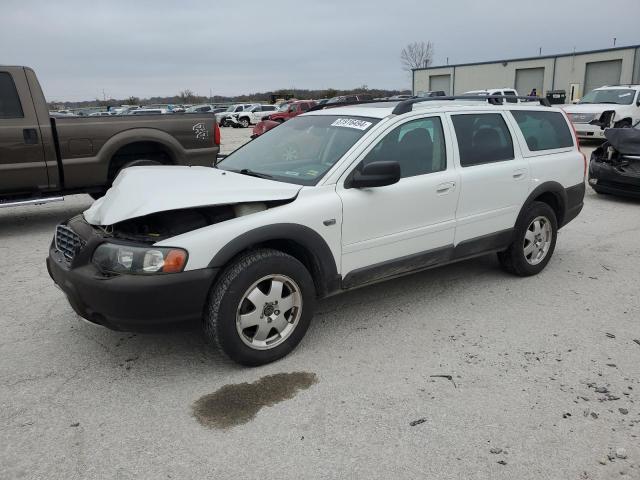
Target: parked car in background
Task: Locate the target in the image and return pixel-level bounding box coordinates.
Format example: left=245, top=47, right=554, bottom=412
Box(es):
left=232, top=104, right=279, bottom=127
left=588, top=120, right=640, bottom=197
left=326, top=93, right=374, bottom=104
left=129, top=108, right=172, bottom=115
left=47, top=97, right=585, bottom=365
left=186, top=104, right=225, bottom=114
left=564, top=85, right=640, bottom=140
left=415, top=90, right=446, bottom=98
left=250, top=100, right=317, bottom=137
left=89, top=111, right=113, bottom=116
left=388, top=94, right=414, bottom=100
left=0, top=66, right=220, bottom=205
left=263, top=100, right=316, bottom=123
left=464, top=88, right=520, bottom=103
left=216, top=104, right=254, bottom=126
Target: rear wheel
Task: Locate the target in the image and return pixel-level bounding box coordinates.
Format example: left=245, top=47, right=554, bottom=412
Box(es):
left=204, top=249, right=316, bottom=366
left=498, top=201, right=558, bottom=276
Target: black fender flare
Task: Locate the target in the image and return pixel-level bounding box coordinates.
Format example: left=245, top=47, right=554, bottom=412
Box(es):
left=516, top=181, right=568, bottom=228
left=208, top=223, right=340, bottom=297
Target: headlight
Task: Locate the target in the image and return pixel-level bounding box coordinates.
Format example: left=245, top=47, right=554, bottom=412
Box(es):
left=92, top=243, right=187, bottom=274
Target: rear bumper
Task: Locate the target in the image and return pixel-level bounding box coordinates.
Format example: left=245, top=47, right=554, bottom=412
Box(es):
left=47, top=218, right=218, bottom=332
left=589, top=160, right=640, bottom=198
left=562, top=182, right=585, bottom=227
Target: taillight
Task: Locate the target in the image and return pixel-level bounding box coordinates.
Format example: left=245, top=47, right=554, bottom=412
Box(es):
left=213, top=122, right=221, bottom=146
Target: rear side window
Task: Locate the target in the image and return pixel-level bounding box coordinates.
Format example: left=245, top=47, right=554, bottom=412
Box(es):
left=451, top=113, right=514, bottom=167
left=0, top=72, right=24, bottom=119
left=300, top=103, right=310, bottom=112
left=511, top=111, right=574, bottom=151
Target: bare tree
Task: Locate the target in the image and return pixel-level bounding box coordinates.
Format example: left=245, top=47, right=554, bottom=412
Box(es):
left=400, top=41, right=434, bottom=71
left=179, top=89, right=196, bottom=103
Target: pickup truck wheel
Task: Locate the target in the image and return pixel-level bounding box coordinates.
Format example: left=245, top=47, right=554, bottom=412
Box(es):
left=240, top=117, right=250, bottom=128
left=204, top=249, right=316, bottom=366
left=497, top=201, right=557, bottom=277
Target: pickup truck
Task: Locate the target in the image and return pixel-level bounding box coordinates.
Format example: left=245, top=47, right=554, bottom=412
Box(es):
left=0, top=66, right=221, bottom=206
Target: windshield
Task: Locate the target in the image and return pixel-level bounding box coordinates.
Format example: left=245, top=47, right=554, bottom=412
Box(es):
left=225, top=105, right=236, bottom=112
left=579, top=89, right=636, bottom=105
left=277, top=103, right=290, bottom=111
left=218, top=115, right=379, bottom=186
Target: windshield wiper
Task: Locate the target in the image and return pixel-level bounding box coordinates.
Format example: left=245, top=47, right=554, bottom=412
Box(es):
left=237, top=168, right=273, bottom=179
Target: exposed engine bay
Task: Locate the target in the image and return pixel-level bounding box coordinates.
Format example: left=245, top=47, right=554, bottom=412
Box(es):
left=96, top=201, right=283, bottom=243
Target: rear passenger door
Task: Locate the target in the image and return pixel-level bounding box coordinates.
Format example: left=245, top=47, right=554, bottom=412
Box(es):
left=448, top=111, right=529, bottom=244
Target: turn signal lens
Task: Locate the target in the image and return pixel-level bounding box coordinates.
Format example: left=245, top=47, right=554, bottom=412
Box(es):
left=163, top=249, right=188, bottom=273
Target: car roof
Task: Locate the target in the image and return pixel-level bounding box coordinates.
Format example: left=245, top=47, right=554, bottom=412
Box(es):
left=304, top=100, right=557, bottom=119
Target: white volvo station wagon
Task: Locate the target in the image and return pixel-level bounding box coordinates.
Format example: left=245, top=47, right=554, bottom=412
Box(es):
left=48, top=97, right=586, bottom=365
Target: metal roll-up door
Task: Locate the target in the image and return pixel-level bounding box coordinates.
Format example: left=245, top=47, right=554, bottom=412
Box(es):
left=429, top=74, right=451, bottom=95
left=515, top=67, right=544, bottom=96
left=584, top=60, right=622, bottom=95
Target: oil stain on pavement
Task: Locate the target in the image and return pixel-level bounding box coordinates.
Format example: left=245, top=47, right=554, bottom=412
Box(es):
left=192, top=371, right=317, bottom=429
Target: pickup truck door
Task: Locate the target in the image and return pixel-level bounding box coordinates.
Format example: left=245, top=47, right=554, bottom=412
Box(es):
left=0, top=67, right=49, bottom=194
left=337, top=114, right=459, bottom=284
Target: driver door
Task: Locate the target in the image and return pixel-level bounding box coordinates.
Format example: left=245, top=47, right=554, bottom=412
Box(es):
left=337, top=115, right=460, bottom=285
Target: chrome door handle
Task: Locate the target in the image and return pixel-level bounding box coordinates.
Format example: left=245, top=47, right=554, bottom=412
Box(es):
left=436, top=182, right=455, bottom=194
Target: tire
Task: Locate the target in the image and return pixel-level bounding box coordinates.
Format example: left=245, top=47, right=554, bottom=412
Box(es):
left=239, top=117, right=250, bottom=128
left=497, top=201, right=558, bottom=277
left=204, top=249, right=316, bottom=366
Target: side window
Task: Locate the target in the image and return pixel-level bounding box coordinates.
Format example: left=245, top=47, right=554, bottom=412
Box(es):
left=264, top=106, right=275, bottom=111
left=0, top=72, right=24, bottom=119
left=452, top=113, right=514, bottom=167
left=300, top=103, right=310, bottom=112
left=361, top=117, right=447, bottom=178
left=511, top=110, right=574, bottom=151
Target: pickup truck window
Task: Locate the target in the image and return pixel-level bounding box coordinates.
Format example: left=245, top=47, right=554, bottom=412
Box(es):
left=511, top=111, right=574, bottom=151
left=0, top=73, right=24, bottom=118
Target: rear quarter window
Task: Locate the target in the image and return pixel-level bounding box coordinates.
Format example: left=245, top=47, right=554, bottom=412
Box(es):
left=511, top=110, right=574, bottom=151
left=0, top=72, right=24, bottom=119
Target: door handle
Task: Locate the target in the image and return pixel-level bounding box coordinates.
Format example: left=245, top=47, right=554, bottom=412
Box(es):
left=23, top=128, right=39, bottom=145
left=436, top=181, right=456, bottom=194
left=512, top=169, right=526, bottom=179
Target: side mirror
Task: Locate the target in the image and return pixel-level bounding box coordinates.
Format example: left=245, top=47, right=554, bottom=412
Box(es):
left=347, top=161, right=401, bottom=189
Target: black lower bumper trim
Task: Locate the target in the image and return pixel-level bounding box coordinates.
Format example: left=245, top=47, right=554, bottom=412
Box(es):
left=47, top=249, right=218, bottom=332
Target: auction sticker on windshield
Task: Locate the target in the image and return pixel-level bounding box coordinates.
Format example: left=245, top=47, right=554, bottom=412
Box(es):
left=331, top=118, right=373, bottom=130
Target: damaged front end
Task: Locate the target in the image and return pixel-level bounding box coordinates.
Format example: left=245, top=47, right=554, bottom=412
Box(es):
left=589, top=127, right=640, bottom=198
left=100, top=202, right=276, bottom=244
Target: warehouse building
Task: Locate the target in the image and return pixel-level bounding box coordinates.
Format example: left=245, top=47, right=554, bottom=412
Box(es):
left=413, top=45, right=640, bottom=102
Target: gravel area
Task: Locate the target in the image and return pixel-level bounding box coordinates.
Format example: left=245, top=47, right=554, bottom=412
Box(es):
left=2, top=134, right=639, bottom=480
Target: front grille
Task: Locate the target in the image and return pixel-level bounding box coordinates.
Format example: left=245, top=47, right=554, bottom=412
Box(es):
left=55, top=224, right=85, bottom=262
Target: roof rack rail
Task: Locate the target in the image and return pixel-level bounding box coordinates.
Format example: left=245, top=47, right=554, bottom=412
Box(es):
left=307, top=99, right=396, bottom=112
left=392, top=95, right=550, bottom=115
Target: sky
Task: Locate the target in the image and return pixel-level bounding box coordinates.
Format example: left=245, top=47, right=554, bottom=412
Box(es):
left=1, top=0, right=639, bottom=101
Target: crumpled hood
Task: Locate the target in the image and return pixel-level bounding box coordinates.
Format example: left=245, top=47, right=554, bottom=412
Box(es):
left=83, top=166, right=302, bottom=226
left=605, top=128, right=640, bottom=156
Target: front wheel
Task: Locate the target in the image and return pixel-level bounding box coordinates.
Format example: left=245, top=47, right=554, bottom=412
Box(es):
left=204, top=249, right=316, bottom=366
left=497, top=201, right=558, bottom=276
left=239, top=117, right=250, bottom=128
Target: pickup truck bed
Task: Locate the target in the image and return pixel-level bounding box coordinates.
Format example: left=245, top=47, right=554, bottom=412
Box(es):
left=0, top=66, right=220, bottom=204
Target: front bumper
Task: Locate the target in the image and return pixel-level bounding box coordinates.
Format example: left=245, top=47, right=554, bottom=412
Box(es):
left=589, top=160, right=640, bottom=198
left=47, top=217, right=218, bottom=332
